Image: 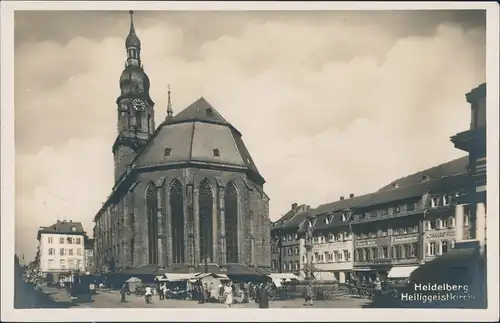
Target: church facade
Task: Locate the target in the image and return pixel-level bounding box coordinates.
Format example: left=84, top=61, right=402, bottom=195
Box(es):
left=93, top=12, right=271, bottom=273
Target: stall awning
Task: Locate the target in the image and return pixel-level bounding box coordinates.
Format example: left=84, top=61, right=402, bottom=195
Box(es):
left=195, top=273, right=229, bottom=279
left=387, top=266, right=419, bottom=279
left=313, top=271, right=337, bottom=281
left=164, top=273, right=198, bottom=281
left=267, top=273, right=299, bottom=281
left=272, top=278, right=282, bottom=288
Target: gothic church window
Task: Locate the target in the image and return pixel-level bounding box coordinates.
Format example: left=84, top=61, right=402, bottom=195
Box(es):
left=146, top=183, right=159, bottom=264
left=164, top=147, right=172, bottom=157
left=225, top=182, right=239, bottom=263
left=170, top=179, right=185, bottom=264
left=199, top=179, right=214, bottom=263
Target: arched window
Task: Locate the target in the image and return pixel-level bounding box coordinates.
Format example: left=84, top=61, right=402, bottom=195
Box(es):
left=146, top=183, right=158, bottom=264
left=170, top=179, right=185, bottom=264
left=225, top=182, right=238, bottom=263
left=199, top=179, right=214, bottom=263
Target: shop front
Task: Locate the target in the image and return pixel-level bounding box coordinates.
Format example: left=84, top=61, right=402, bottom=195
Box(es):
left=424, top=229, right=456, bottom=262
left=314, top=261, right=352, bottom=283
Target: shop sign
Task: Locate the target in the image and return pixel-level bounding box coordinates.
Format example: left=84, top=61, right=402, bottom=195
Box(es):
left=426, top=230, right=455, bottom=239
left=392, top=235, right=419, bottom=244
left=356, top=239, right=377, bottom=247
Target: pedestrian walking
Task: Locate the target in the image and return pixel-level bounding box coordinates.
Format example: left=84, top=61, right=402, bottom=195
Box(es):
left=223, top=282, right=233, bottom=308
left=203, top=283, right=210, bottom=303
left=158, top=283, right=164, bottom=300
left=304, top=282, right=314, bottom=306
left=120, top=283, right=127, bottom=303
left=374, top=277, right=382, bottom=299
left=257, top=282, right=270, bottom=308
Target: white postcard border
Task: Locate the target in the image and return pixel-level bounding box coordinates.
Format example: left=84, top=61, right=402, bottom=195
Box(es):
left=1, top=1, right=498, bottom=322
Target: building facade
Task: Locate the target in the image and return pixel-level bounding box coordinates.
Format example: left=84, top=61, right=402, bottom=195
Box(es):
left=84, top=237, right=95, bottom=273
left=308, top=196, right=356, bottom=283
left=270, top=203, right=310, bottom=274
left=271, top=157, right=470, bottom=282
left=451, top=83, right=487, bottom=248
left=93, top=12, right=270, bottom=273
left=37, top=220, right=86, bottom=278
left=270, top=83, right=485, bottom=284
left=351, top=167, right=469, bottom=280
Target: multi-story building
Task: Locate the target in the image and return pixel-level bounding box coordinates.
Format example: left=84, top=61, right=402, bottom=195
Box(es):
left=451, top=83, right=487, bottom=248
left=350, top=164, right=469, bottom=280
left=270, top=203, right=311, bottom=274
left=84, top=237, right=95, bottom=274
left=37, top=220, right=86, bottom=280
left=307, top=195, right=359, bottom=283
left=269, top=83, right=487, bottom=285
left=271, top=156, right=470, bottom=282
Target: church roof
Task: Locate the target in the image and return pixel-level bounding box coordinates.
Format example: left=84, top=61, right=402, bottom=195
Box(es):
left=171, top=97, right=231, bottom=126
left=132, top=97, right=263, bottom=183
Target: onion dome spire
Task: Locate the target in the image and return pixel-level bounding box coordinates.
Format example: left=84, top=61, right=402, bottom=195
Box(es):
left=125, top=10, right=141, bottom=48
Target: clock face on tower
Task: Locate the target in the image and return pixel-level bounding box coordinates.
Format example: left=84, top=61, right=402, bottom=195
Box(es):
left=132, top=99, right=146, bottom=111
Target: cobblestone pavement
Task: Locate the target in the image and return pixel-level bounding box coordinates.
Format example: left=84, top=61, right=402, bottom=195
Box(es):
left=43, top=287, right=372, bottom=308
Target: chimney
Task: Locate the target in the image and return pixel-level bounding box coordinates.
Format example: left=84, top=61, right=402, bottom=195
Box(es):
left=57, top=220, right=60, bottom=223
left=340, top=196, right=345, bottom=200
left=306, top=205, right=311, bottom=212
left=349, top=193, right=354, bottom=199
left=70, top=220, right=72, bottom=223
left=291, top=203, right=298, bottom=210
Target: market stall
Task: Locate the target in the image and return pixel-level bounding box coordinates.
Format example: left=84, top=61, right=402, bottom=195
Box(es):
left=125, top=276, right=142, bottom=294
left=194, top=273, right=231, bottom=301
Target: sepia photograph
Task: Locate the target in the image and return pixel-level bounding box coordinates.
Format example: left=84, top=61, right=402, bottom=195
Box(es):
left=1, top=1, right=499, bottom=322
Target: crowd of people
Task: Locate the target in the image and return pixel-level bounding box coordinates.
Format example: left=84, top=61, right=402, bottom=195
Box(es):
left=116, top=278, right=285, bottom=308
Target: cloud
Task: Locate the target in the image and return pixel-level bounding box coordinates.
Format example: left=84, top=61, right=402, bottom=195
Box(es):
left=14, top=12, right=485, bottom=260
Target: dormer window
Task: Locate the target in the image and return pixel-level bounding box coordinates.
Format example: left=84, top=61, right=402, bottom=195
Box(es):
left=164, top=147, right=172, bottom=157
left=71, top=227, right=76, bottom=232
left=206, top=108, right=213, bottom=117
left=325, top=217, right=330, bottom=224
left=393, top=206, right=401, bottom=214
left=213, top=148, right=220, bottom=157
left=442, top=195, right=451, bottom=206
left=430, top=196, right=439, bottom=208
left=341, top=213, right=347, bottom=222
left=308, top=219, right=315, bottom=228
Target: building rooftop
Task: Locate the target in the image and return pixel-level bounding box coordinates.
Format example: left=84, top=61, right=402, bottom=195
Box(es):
left=37, top=220, right=85, bottom=240
left=278, top=156, right=471, bottom=232
left=378, top=156, right=468, bottom=191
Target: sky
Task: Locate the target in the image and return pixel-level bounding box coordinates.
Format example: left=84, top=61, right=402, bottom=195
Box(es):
left=14, top=10, right=485, bottom=261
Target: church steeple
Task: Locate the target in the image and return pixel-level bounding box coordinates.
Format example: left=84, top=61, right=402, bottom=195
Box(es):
left=113, top=10, right=155, bottom=182
left=166, top=84, right=174, bottom=121
left=125, top=10, right=141, bottom=67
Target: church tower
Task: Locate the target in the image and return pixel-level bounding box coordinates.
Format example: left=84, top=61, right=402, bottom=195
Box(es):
left=112, top=11, right=155, bottom=181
